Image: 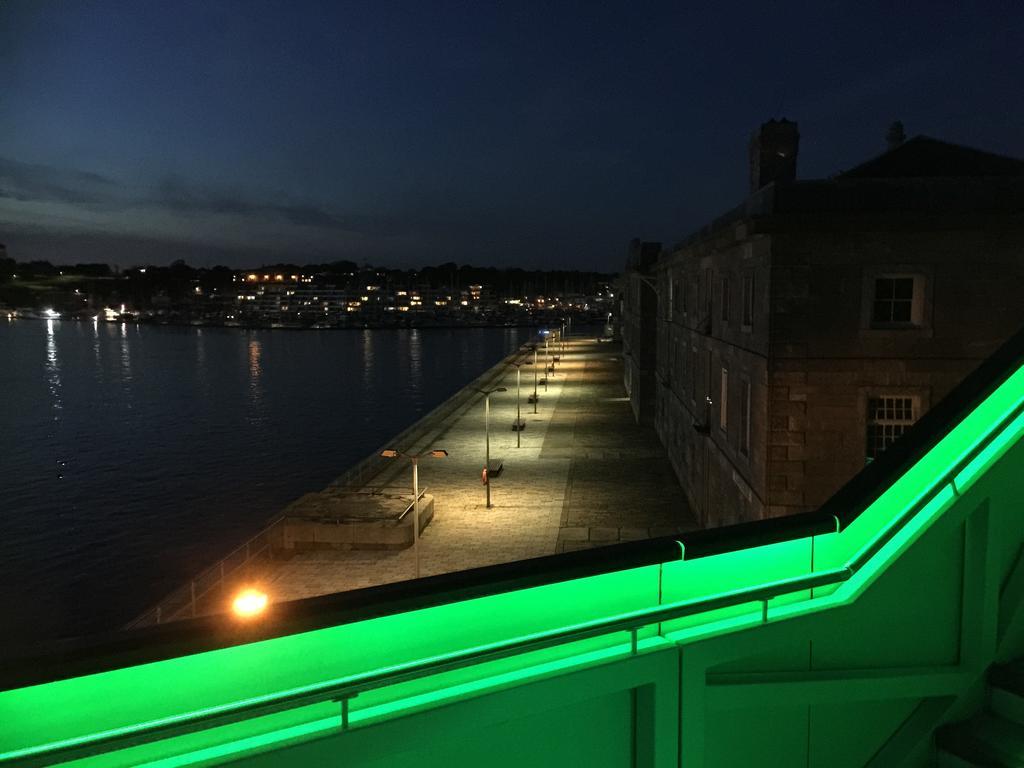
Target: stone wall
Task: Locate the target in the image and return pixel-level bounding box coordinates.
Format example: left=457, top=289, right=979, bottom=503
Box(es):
left=647, top=217, right=1024, bottom=527
left=764, top=226, right=1024, bottom=516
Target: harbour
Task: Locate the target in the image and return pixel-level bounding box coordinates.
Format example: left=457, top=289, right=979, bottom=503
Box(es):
left=128, top=333, right=698, bottom=625
left=0, top=319, right=534, bottom=640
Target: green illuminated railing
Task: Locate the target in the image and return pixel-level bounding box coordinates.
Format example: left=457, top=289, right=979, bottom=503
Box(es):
left=3, top=567, right=855, bottom=766
left=4, top=327, right=1024, bottom=767
left=11, top=376, right=1024, bottom=764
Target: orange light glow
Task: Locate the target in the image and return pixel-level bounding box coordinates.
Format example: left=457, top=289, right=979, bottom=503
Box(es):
left=232, top=588, right=268, bottom=618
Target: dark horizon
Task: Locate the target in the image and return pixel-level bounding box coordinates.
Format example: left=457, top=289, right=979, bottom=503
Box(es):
left=2, top=1, right=1023, bottom=271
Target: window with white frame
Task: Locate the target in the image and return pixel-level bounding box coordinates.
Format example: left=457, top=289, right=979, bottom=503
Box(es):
left=871, top=275, right=923, bottom=327
left=720, top=367, right=729, bottom=432
left=866, top=396, right=917, bottom=460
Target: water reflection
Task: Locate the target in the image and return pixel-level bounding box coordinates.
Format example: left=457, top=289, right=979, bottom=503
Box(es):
left=247, top=337, right=264, bottom=421
left=409, top=329, right=423, bottom=409
left=360, top=329, right=375, bottom=395
left=91, top=317, right=103, bottom=377
left=44, top=319, right=62, bottom=422
left=196, top=328, right=205, bottom=368
left=119, top=323, right=133, bottom=402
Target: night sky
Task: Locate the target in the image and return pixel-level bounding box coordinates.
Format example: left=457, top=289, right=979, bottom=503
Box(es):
left=2, top=1, right=1023, bottom=271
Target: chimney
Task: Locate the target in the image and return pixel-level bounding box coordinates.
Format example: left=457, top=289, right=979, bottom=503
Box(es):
left=749, top=119, right=799, bottom=194
left=886, top=120, right=906, bottom=151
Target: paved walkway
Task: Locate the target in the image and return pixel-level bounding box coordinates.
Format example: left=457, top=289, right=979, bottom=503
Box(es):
left=264, top=337, right=698, bottom=602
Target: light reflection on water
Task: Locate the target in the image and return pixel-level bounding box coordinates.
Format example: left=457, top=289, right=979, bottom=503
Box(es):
left=0, top=322, right=530, bottom=641
left=44, top=319, right=62, bottom=423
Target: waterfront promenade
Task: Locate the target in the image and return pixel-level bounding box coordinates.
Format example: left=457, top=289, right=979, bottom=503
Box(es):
left=263, top=336, right=698, bottom=603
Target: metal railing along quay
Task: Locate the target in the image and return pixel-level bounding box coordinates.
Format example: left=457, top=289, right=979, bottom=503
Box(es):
left=126, top=342, right=533, bottom=629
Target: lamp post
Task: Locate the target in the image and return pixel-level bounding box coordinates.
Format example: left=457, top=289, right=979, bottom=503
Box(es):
left=510, top=360, right=526, bottom=447
left=380, top=448, right=448, bottom=578
left=476, top=386, right=506, bottom=508
left=543, top=331, right=550, bottom=390
left=526, top=344, right=539, bottom=413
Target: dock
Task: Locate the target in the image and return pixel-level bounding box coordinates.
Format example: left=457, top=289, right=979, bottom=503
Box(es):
left=263, top=335, right=697, bottom=602
left=129, top=335, right=698, bottom=624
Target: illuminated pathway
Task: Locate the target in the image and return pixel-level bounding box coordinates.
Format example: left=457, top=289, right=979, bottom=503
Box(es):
left=263, top=337, right=698, bottom=602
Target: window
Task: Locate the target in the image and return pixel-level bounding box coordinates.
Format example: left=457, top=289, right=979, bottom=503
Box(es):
left=740, top=379, right=751, bottom=455
left=742, top=274, right=754, bottom=328
left=871, top=276, right=920, bottom=326
left=721, top=277, right=730, bottom=323
left=720, top=368, right=729, bottom=432
left=671, top=279, right=680, bottom=318
left=682, top=279, right=689, bottom=315
left=866, top=396, right=917, bottom=460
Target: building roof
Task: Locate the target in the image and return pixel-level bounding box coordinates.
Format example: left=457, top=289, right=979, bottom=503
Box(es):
left=840, top=136, right=1024, bottom=179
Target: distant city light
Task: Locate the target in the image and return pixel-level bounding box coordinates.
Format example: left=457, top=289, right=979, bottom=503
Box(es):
left=43, top=308, right=59, bottom=318
left=232, top=588, right=268, bottom=618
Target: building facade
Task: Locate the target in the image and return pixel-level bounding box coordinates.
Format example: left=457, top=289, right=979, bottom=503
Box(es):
left=626, top=122, right=1024, bottom=527
left=620, top=239, right=662, bottom=425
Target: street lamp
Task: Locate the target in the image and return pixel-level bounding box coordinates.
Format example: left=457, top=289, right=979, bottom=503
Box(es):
left=542, top=331, right=550, bottom=390
left=526, top=343, right=539, bottom=412
left=231, top=588, right=268, bottom=619
left=380, top=447, right=448, bottom=578
left=475, top=386, right=506, bottom=508
left=510, top=360, right=527, bottom=447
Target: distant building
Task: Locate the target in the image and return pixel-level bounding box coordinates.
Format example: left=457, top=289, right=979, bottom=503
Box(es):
left=622, top=121, right=1024, bottom=527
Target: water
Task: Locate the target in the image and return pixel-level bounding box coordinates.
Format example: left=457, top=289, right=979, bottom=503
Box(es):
left=0, top=319, right=530, bottom=642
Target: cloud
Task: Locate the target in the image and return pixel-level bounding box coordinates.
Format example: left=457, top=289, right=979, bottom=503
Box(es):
left=0, top=157, right=121, bottom=205
left=151, top=173, right=359, bottom=232
left=0, top=158, right=450, bottom=266
left=0, top=156, right=624, bottom=270
left=0, top=157, right=415, bottom=252
left=0, top=157, right=373, bottom=238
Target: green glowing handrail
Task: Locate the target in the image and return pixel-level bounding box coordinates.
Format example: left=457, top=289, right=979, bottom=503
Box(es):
left=3, top=568, right=853, bottom=766
left=9, top=364, right=1024, bottom=766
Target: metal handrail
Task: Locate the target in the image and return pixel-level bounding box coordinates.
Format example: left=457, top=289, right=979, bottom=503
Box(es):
left=126, top=521, right=280, bottom=627
left=9, top=568, right=851, bottom=766
left=18, top=365, right=1024, bottom=765
left=126, top=343, right=522, bottom=629
left=397, top=487, right=430, bottom=522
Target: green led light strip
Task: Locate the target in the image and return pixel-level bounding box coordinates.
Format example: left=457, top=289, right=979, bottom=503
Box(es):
left=5, top=360, right=1024, bottom=767
left=0, top=568, right=851, bottom=764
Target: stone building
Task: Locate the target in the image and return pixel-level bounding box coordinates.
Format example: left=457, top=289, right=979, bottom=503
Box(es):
left=623, top=121, right=1024, bottom=527
left=620, top=239, right=661, bottom=425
